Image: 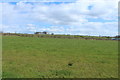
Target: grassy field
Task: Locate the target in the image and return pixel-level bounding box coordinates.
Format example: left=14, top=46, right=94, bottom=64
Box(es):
left=2, top=36, right=118, bottom=78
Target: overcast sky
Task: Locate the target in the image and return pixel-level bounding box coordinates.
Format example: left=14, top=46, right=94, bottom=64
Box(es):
left=0, top=0, right=119, bottom=36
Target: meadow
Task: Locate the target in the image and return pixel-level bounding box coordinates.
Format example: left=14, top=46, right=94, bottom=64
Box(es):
left=2, top=36, right=118, bottom=78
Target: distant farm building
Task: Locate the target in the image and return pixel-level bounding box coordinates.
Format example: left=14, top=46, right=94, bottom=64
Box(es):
left=35, top=31, right=48, bottom=34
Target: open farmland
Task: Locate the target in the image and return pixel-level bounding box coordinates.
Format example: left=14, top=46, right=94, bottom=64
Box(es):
left=2, top=36, right=118, bottom=78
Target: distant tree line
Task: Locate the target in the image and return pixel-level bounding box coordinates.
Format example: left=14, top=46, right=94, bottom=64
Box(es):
left=1, top=32, right=119, bottom=41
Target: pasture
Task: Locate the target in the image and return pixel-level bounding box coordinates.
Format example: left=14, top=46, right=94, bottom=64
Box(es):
left=2, top=36, right=118, bottom=78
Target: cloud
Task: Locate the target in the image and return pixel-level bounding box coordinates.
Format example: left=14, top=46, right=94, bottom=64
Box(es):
left=2, top=0, right=118, bottom=25
left=1, top=0, right=77, bottom=2
left=30, top=22, right=117, bottom=36
left=30, top=0, right=118, bottom=25
left=37, top=26, right=65, bottom=32
left=27, top=24, right=36, bottom=32
left=0, top=0, right=119, bottom=36
left=1, top=24, right=24, bottom=33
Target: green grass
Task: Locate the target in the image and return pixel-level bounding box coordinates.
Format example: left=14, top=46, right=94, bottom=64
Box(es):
left=0, top=35, right=2, bottom=78
left=2, top=36, right=118, bottom=78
